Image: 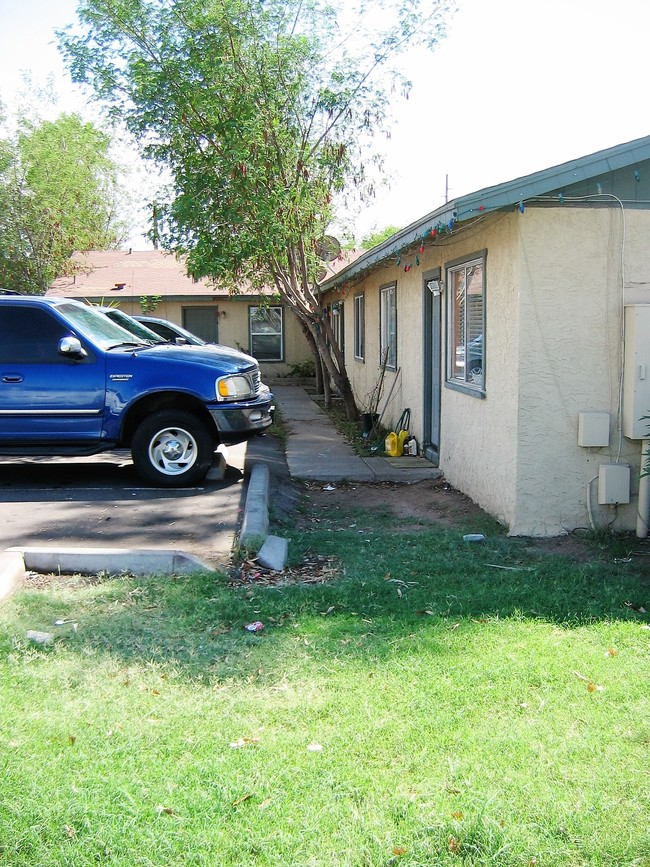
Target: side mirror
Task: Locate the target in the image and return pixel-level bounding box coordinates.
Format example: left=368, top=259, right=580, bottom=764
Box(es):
left=59, top=336, right=87, bottom=359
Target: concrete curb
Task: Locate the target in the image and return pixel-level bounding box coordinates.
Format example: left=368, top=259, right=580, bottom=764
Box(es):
left=238, top=463, right=270, bottom=552
left=5, top=547, right=214, bottom=579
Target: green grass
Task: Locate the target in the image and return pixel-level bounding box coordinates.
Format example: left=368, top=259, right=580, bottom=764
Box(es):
left=1, top=502, right=649, bottom=866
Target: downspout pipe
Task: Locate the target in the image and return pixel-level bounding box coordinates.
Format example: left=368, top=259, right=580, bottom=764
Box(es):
left=637, top=438, right=650, bottom=539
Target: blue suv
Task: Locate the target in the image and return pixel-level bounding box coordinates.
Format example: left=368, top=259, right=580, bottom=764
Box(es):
left=0, top=296, right=273, bottom=485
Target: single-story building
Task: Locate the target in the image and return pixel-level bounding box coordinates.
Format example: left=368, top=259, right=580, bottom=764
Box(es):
left=48, top=250, right=313, bottom=380
left=322, top=135, right=650, bottom=538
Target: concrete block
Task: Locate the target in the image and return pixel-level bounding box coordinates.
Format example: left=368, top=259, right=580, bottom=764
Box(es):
left=205, top=445, right=228, bottom=481
left=257, top=535, right=288, bottom=571
left=0, top=550, right=25, bottom=604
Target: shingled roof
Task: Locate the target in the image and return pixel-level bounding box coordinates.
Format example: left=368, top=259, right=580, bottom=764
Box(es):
left=48, top=250, right=225, bottom=300
left=49, top=247, right=363, bottom=301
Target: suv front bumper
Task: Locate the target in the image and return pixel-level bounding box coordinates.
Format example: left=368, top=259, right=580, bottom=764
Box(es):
left=209, top=390, right=274, bottom=444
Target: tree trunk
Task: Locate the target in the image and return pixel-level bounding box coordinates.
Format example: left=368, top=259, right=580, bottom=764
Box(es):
left=301, top=323, right=324, bottom=394
left=273, top=267, right=359, bottom=420
left=309, top=318, right=358, bottom=421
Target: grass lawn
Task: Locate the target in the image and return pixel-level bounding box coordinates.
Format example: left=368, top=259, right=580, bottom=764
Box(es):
left=0, top=493, right=649, bottom=866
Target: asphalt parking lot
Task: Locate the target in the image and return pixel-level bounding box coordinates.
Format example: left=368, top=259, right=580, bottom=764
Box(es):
left=0, top=432, right=291, bottom=572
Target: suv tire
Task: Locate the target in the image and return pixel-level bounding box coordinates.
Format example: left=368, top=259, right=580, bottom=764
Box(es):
left=131, top=410, right=214, bottom=486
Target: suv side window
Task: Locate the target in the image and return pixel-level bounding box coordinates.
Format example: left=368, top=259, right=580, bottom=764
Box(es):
left=0, top=307, right=71, bottom=363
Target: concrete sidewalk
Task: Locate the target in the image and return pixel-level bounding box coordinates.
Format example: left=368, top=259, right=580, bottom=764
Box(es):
left=271, top=385, right=441, bottom=484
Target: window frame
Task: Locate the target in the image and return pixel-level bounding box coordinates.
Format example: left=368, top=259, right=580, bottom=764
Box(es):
left=248, top=304, right=284, bottom=362
left=379, top=282, right=397, bottom=370
left=353, top=293, right=365, bottom=361
left=325, top=300, right=344, bottom=354
left=445, top=252, right=486, bottom=396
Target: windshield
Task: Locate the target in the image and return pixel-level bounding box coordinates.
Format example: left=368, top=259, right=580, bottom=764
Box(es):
left=98, top=308, right=164, bottom=344
left=55, top=301, right=151, bottom=350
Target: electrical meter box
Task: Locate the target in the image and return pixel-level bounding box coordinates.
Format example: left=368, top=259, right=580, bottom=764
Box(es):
left=623, top=305, right=650, bottom=439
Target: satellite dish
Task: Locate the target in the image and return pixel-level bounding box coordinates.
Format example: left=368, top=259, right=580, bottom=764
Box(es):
left=316, top=235, right=341, bottom=262
left=316, top=266, right=328, bottom=283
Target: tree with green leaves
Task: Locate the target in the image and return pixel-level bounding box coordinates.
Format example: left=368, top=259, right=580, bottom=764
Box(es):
left=0, top=112, right=127, bottom=294
left=59, top=0, right=453, bottom=418
left=361, top=226, right=403, bottom=250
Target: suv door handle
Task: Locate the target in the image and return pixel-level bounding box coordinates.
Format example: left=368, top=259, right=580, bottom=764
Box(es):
left=2, top=375, right=24, bottom=383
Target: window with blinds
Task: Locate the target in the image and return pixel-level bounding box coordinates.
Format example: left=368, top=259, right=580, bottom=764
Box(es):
left=380, top=283, right=397, bottom=370
left=447, top=258, right=484, bottom=391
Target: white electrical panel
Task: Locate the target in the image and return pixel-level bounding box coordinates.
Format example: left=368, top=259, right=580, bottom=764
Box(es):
left=623, top=305, right=650, bottom=440
left=598, top=464, right=631, bottom=505
left=578, top=411, right=610, bottom=447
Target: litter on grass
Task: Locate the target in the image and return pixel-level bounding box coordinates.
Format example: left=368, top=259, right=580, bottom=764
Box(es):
left=244, top=621, right=264, bottom=633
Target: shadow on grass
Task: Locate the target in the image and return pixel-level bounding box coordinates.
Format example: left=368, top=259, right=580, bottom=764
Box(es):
left=3, top=522, right=648, bottom=683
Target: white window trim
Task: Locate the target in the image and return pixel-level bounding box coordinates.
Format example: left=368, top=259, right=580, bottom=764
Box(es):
left=446, top=255, right=485, bottom=395
left=249, top=305, right=284, bottom=362
left=354, top=293, right=365, bottom=361
left=379, top=282, right=397, bottom=370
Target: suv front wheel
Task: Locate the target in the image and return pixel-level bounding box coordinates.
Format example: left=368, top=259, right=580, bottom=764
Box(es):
left=131, top=410, right=215, bottom=486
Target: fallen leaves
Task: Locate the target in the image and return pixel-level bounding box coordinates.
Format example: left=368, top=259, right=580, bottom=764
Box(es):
left=155, top=805, right=180, bottom=818
left=229, top=736, right=260, bottom=749
left=573, top=671, right=604, bottom=692
left=231, top=794, right=253, bottom=807
left=232, top=554, right=342, bottom=587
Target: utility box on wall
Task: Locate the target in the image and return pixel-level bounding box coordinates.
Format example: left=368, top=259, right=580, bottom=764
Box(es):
left=578, top=411, right=610, bottom=447
left=598, top=464, right=631, bottom=505
left=623, top=305, right=650, bottom=439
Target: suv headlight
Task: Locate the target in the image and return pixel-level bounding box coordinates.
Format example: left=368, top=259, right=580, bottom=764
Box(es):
left=216, top=374, right=254, bottom=401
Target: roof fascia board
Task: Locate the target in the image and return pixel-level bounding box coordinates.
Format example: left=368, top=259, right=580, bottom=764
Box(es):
left=321, top=202, right=456, bottom=290
left=456, top=136, right=650, bottom=219
left=323, top=134, right=650, bottom=289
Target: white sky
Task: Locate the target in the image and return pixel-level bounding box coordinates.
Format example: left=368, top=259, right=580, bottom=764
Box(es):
left=1, top=0, right=650, bottom=246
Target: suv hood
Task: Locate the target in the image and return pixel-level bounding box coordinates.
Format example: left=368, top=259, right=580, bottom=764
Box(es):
left=125, top=341, right=258, bottom=372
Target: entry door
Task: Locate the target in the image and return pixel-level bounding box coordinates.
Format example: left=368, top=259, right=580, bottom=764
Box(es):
left=423, top=272, right=442, bottom=465
left=183, top=307, right=219, bottom=343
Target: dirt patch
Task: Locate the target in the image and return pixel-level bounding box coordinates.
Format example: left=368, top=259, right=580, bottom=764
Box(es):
left=298, top=476, right=609, bottom=562
left=302, top=477, right=491, bottom=529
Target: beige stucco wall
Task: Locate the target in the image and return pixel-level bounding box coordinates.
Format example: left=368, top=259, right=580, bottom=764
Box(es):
left=436, top=215, right=520, bottom=530
left=510, top=207, right=644, bottom=535
left=338, top=205, right=650, bottom=537
left=103, top=296, right=310, bottom=379
left=340, top=213, right=521, bottom=530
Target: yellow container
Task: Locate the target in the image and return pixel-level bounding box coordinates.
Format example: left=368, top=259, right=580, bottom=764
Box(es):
left=397, top=429, right=410, bottom=454
left=385, top=431, right=401, bottom=456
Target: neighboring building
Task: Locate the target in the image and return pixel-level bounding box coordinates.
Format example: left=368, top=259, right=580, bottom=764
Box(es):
left=48, top=250, right=312, bottom=379
left=322, top=135, right=650, bottom=538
